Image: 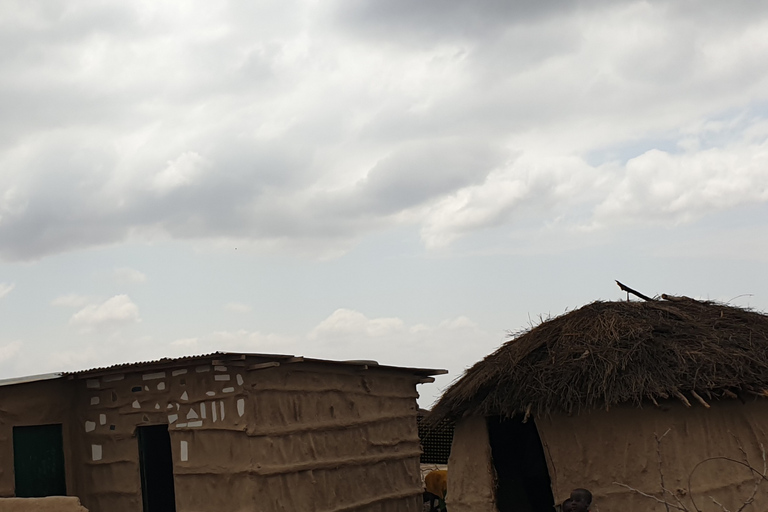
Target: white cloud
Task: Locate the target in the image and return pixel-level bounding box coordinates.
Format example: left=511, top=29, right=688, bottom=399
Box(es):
left=0, top=187, right=27, bottom=224
left=309, top=309, right=405, bottom=339
left=0, top=341, right=22, bottom=364
left=51, top=294, right=91, bottom=308
left=0, top=283, right=14, bottom=300
left=224, top=302, right=251, bottom=313
left=439, top=316, right=477, bottom=330
left=419, top=131, right=768, bottom=245
left=69, top=295, right=141, bottom=331
left=114, top=267, right=147, bottom=284
left=170, top=337, right=200, bottom=348
left=151, top=152, right=209, bottom=195
left=593, top=141, right=768, bottom=227
left=0, top=1, right=767, bottom=261
left=420, top=154, right=606, bottom=247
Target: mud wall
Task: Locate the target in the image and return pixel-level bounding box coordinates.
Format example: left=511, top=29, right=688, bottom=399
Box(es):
left=537, top=399, right=768, bottom=512
left=0, top=379, right=76, bottom=498
left=73, top=360, right=424, bottom=512
left=73, top=361, right=250, bottom=512
left=248, top=364, right=423, bottom=512
left=446, top=416, right=496, bottom=512
left=0, top=496, right=88, bottom=511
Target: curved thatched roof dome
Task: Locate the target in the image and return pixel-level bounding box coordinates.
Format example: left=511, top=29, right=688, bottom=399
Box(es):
left=430, top=296, right=768, bottom=423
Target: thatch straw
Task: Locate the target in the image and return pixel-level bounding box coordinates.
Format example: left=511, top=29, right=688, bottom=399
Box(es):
left=429, top=296, right=768, bottom=423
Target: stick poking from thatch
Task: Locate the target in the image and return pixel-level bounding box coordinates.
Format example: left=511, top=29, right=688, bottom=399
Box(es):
left=616, top=280, right=655, bottom=301
left=690, top=390, right=710, bottom=409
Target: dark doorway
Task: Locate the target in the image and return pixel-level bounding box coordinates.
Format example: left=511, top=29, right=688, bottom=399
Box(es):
left=13, top=423, right=67, bottom=497
left=487, top=416, right=554, bottom=512
left=137, top=425, right=177, bottom=512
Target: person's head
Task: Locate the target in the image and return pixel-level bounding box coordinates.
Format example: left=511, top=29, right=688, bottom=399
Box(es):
left=562, top=498, right=575, bottom=512
left=570, top=489, right=592, bottom=512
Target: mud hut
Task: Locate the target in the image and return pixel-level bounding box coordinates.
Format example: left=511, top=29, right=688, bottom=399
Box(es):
left=0, top=352, right=445, bottom=512
left=429, top=296, right=768, bottom=512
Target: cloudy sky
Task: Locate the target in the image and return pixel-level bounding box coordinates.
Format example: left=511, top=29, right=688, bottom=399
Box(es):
left=2, top=1, right=768, bottom=406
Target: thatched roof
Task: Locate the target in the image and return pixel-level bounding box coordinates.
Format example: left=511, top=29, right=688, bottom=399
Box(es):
left=430, top=295, right=768, bottom=423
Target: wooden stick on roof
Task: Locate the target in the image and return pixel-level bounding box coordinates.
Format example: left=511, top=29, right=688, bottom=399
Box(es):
left=616, top=280, right=655, bottom=302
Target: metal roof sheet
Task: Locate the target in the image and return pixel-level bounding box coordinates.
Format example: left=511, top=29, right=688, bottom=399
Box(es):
left=64, top=351, right=447, bottom=378
left=0, top=372, right=63, bottom=387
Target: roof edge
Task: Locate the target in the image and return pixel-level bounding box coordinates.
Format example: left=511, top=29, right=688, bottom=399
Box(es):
left=60, top=351, right=447, bottom=378
left=0, top=372, right=64, bottom=388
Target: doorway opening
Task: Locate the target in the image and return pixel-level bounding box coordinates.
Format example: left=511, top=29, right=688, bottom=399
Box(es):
left=487, top=416, right=554, bottom=512
left=13, top=423, right=67, bottom=497
left=137, top=425, right=177, bottom=512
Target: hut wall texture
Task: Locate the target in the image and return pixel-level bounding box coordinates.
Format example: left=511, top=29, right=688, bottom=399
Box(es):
left=236, top=364, right=424, bottom=512
left=0, top=380, right=77, bottom=498
left=73, top=362, right=252, bottom=512
left=73, top=362, right=423, bottom=512
left=0, top=496, right=88, bottom=511
left=537, top=400, right=768, bottom=512
left=446, top=416, right=496, bottom=512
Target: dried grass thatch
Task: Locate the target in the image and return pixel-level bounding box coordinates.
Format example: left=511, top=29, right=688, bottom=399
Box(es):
left=430, top=296, right=768, bottom=423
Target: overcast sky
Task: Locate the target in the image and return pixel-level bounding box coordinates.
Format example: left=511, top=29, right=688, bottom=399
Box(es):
left=2, top=1, right=768, bottom=406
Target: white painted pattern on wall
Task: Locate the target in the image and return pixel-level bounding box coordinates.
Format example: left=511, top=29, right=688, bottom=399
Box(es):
left=92, top=444, right=102, bottom=461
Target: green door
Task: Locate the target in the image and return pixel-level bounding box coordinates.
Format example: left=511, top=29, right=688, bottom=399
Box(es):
left=13, top=424, right=67, bottom=497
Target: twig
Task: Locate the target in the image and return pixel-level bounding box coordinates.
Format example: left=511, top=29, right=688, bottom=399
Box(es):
left=727, top=294, right=754, bottom=304
left=612, top=482, right=687, bottom=510
left=735, top=443, right=767, bottom=512
left=709, top=496, right=731, bottom=512
left=730, top=432, right=749, bottom=464
left=618, top=432, right=767, bottom=512
left=656, top=429, right=673, bottom=512
left=688, top=456, right=768, bottom=512
left=656, top=429, right=689, bottom=512
left=674, top=390, right=692, bottom=407
left=690, top=390, right=710, bottom=408
left=665, top=486, right=689, bottom=512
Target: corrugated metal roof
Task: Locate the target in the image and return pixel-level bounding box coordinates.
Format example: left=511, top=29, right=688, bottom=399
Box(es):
left=63, top=351, right=255, bottom=376
left=0, top=372, right=63, bottom=387
left=64, top=351, right=447, bottom=378
left=0, top=353, right=445, bottom=388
